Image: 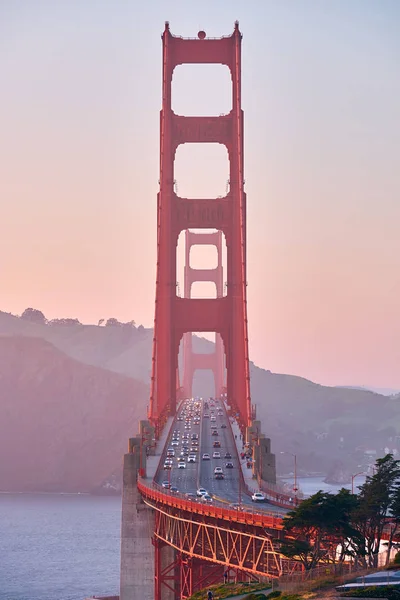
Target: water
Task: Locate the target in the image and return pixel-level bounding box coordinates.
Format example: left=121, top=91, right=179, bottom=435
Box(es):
left=282, top=475, right=367, bottom=497
left=0, top=493, right=121, bottom=600
left=0, top=477, right=367, bottom=600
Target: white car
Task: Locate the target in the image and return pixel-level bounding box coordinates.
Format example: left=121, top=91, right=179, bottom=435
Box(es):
left=212, top=452, right=221, bottom=459
left=202, top=453, right=210, bottom=460
left=187, top=455, right=196, bottom=463
left=171, top=440, right=179, bottom=446
left=197, top=487, right=207, bottom=497
left=214, top=466, right=223, bottom=474
left=251, top=492, right=266, bottom=502
left=178, top=462, right=186, bottom=469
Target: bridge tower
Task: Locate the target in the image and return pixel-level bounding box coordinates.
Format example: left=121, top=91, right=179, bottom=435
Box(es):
left=149, top=21, right=251, bottom=433
left=181, top=230, right=226, bottom=399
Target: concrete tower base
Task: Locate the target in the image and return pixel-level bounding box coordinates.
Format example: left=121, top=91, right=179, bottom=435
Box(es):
left=120, top=449, right=154, bottom=600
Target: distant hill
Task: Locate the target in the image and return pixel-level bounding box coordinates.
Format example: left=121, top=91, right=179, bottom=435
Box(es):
left=0, top=334, right=148, bottom=493
left=1, top=309, right=400, bottom=492
left=336, top=385, right=400, bottom=396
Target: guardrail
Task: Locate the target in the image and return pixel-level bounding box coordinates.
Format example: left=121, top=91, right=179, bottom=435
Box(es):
left=138, top=477, right=285, bottom=529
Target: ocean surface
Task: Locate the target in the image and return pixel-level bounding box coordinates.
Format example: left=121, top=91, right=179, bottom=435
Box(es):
left=0, top=493, right=121, bottom=600
left=0, top=476, right=367, bottom=600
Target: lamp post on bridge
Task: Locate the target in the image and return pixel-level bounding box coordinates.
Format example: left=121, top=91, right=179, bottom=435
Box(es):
left=351, top=471, right=365, bottom=494
left=281, top=451, right=298, bottom=506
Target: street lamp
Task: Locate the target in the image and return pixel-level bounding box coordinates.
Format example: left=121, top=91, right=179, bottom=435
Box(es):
left=281, top=451, right=298, bottom=505
left=351, top=471, right=365, bottom=494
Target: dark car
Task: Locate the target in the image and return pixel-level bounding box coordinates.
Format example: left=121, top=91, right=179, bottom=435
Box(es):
left=224, top=452, right=232, bottom=459
left=213, top=441, right=221, bottom=448
left=221, top=424, right=227, bottom=429
left=225, top=462, right=234, bottom=469
left=215, top=473, right=224, bottom=480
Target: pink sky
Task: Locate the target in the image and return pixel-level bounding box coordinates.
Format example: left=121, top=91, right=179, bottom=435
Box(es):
left=1, top=1, right=399, bottom=389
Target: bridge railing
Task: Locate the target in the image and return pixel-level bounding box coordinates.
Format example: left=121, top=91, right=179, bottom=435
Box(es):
left=138, top=477, right=286, bottom=528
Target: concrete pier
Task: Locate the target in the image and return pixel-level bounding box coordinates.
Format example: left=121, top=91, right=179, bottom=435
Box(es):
left=120, top=443, right=155, bottom=600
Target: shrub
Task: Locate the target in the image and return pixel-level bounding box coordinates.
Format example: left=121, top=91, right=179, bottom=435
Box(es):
left=393, top=552, right=400, bottom=565
left=267, top=592, right=282, bottom=599
left=340, top=585, right=400, bottom=599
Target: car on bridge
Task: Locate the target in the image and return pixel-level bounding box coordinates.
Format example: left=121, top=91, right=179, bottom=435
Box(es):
left=251, top=492, right=267, bottom=502
left=214, top=466, right=223, bottom=474
left=178, top=462, right=186, bottom=469
left=224, top=452, right=232, bottom=459
left=185, top=492, right=196, bottom=501
left=201, top=494, right=213, bottom=503
left=225, top=462, right=234, bottom=469
left=212, top=452, right=221, bottom=459
left=229, top=503, right=243, bottom=510
left=196, top=487, right=207, bottom=497
left=212, top=431, right=219, bottom=437
left=221, top=424, right=227, bottom=429
left=162, top=481, right=171, bottom=489
left=213, top=441, right=221, bottom=448
left=171, top=440, right=179, bottom=446
left=170, top=486, right=179, bottom=493
left=188, top=455, right=196, bottom=463
left=202, top=453, right=210, bottom=460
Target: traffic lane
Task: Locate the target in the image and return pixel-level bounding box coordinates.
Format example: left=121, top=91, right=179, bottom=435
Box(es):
left=199, top=411, right=239, bottom=499
left=199, top=405, right=284, bottom=511
left=156, top=400, right=201, bottom=492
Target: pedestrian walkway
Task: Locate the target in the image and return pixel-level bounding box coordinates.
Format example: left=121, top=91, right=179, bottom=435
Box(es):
left=230, top=418, right=259, bottom=495
left=145, top=416, right=174, bottom=480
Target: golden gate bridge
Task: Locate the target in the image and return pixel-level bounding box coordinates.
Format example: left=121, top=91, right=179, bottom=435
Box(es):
left=118, top=22, right=293, bottom=600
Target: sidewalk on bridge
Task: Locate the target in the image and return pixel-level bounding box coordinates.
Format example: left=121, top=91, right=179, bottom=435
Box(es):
left=145, top=416, right=174, bottom=481
left=229, top=418, right=259, bottom=496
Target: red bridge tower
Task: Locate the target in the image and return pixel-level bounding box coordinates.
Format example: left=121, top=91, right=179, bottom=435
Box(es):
left=181, top=230, right=226, bottom=400
left=149, top=21, right=251, bottom=431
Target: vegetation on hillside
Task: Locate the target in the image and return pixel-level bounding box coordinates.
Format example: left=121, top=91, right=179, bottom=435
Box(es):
left=186, top=581, right=271, bottom=600
left=278, top=454, right=400, bottom=569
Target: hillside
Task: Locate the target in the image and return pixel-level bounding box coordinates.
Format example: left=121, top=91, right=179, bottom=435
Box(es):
left=0, top=335, right=148, bottom=493
left=1, top=309, right=400, bottom=488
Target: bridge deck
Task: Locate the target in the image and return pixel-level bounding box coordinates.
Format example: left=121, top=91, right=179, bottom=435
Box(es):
left=150, top=398, right=285, bottom=516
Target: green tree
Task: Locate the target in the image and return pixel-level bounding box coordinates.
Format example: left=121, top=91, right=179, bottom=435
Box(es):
left=353, top=454, right=400, bottom=567
left=280, top=491, right=334, bottom=569
left=279, top=489, right=364, bottom=569
left=384, top=483, right=400, bottom=565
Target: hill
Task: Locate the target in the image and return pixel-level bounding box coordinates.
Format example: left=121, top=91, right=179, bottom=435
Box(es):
left=0, top=335, right=148, bottom=493
left=1, top=309, right=400, bottom=489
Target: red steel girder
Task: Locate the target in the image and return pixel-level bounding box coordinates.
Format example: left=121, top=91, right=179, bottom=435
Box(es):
left=150, top=500, right=285, bottom=579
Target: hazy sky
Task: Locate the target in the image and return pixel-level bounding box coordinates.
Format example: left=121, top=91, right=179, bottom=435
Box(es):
left=1, top=1, right=399, bottom=389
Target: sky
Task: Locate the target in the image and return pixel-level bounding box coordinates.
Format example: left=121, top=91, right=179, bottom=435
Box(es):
left=1, top=0, right=399, bottom=389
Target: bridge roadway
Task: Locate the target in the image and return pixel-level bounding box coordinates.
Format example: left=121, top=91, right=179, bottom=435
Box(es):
left=154, top=397, right=285, bottom=514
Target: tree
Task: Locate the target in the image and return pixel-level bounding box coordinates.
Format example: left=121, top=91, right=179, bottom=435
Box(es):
left=353, top=454, right=400, bottom=567
left=20, top=308, right=47, bottom=325
left=280, top=491, right=334, bottom=569
left=279, top=489, right=364, bottom=569
left=384, top=483, right=400, bottom=565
